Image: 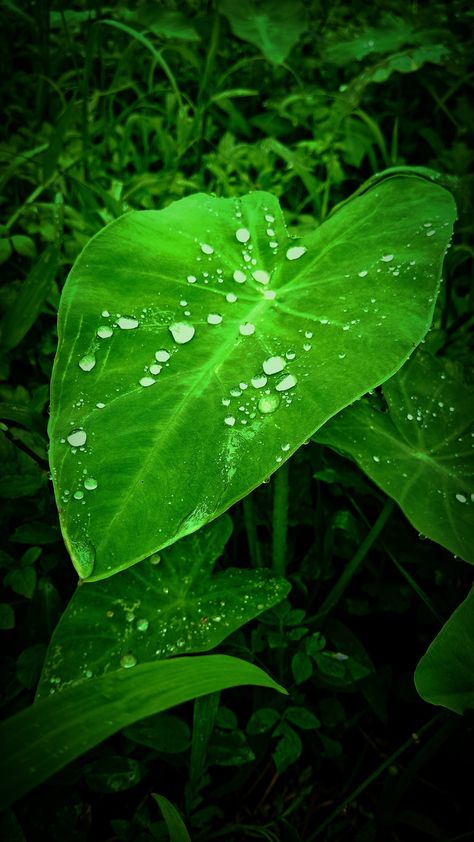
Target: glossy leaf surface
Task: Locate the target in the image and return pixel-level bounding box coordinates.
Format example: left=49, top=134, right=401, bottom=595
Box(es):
left=0, top=654, right=285, bottom=810
left=415, top=586, right=474, bottom=714
left=314, top=353, right=474, bottom=563
left=48, top=178, right=456, bottom=579
left=36, top=516, right=289, bottom=697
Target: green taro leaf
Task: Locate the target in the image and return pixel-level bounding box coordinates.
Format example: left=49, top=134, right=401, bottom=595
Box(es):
left=219, top=0, right=307, bottom=64
left=415, top=586, right=474, bottom=714
left=36, top=516, right=290, bottom=697
left=48, top=178, right=456, bottom=580
left=0, top=654, right=285, bottom=810
left=313, top=352, right=474, bottom=563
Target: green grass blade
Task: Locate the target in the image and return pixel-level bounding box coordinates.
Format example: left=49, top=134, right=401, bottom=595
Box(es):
left=0, top=654, right=285, bottom=811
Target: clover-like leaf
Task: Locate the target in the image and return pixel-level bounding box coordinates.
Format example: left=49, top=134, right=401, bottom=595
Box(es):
left=48, top=177, right=456, bottom=579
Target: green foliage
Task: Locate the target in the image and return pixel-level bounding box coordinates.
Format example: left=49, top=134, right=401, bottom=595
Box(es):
left=49, top=178, right=454, bottom=580
left=314, top=351, right=474, bottom=563
left=0, top=655, right=285, bottom=811
left=1, top=0, right=473, bottom=838
left=415, top=586, right=474, bottom=714
left=36, top=516, right=289, bottom=696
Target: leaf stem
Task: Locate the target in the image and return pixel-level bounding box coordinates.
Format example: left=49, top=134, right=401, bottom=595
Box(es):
left=309, top=498, right=395, bottom=623
left=272, top=463, right=290, bottom=578
left=243, top=496, right=262, bottom=567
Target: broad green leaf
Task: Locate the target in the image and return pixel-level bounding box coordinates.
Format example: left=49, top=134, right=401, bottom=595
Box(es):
left=313, top=353, right=474, bottom=563
left=0, top=244, right=59, bottom=352
left=324, top=17, right=421, bottom=65
left=0, top=654, right=285, bottom=810
left=415, top=586, right=474, bottom=714
left=219, top=0, right=307, bottom=64
left=36, top=516, right=289, bottom=697
left=48, top=178, right=456, bottom=580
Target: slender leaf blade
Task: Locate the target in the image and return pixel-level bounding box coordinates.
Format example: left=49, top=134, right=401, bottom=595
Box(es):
left=0, top=655, right=285, bottom=810
left=48, top=178, right=456, bottom=579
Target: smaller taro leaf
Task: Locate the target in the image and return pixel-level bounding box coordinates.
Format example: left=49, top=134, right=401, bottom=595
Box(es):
left=36, top=515, right=290, bottom=698
left=324, top=16, right=422, bottom=65
left=218, top=0, right=307, bottom=65
left=415, top=586, right=474, bottom=715
left=48, top=178, right=456, bottom=581
left=313, top=352, right=474, bottom=563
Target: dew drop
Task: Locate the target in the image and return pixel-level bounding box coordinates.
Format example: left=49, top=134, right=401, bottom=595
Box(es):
left=149, top=364, right=162, bottom=375
left=372, top=455, right=380, bottom=462
left=207, top=313, right=223, bottom=325
left=251, top=375, right=267, bottom=388
left=252, top=269, right=270, bottom=285
left=97, top=325, right=113, bottom=339
left=286, top=246, right=306, bottom=261
left=236, top=227, right=250, bottom=243
left=455, top=493, right=467, bottom=503
left=381, top=254, right=394, bottom=263
left=233, top=269, right=246, bottom=284
left=263, top=289, right=276, bottom=299
left=187, top=275, right=197, bottom=284
left=84, top=477, right=98, bottom=490
left=137, top=618, right=149, bottom=632
left=224, top=416, right=236, bottom=427
left=155, top=349, right=170, bottom=362
left=73, top=490, right=84, bottom=500
left=258, top=394, right=280, bottom=414
left=67, top=429, right=87, bottom=447
left=96, top=402, right=105, bottom=409
left=169, top=322, right=195, bottom=344
left=281, top=443, right=290, bottom=451
left=201, top=243, right=214, bottom=255
left=265, top=214, right=275, bottom=223
left=263, top=356, right=286, bottom=375
left=117, top=316, right=139, bottom=330
left=120, top=654, right=137, bottom=669
left=79, top=353, right=96, bottom=372
left=240, top=323, right=255, bottom=336
left=226, top=292, right=237, bottom=303
left=275, top=373, right=297, bottom=392
left=102, top=310, right=110, bottom=318
left=358, top=270, right=368, bottom=277
left=140, top=376, right=156, bottom=387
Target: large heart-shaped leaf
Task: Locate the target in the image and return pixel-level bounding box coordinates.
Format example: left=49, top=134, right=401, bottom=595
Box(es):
left=0, top=654, right=285, bottom=810
left=218, top=0, right=307, bottom=65
left=36, top=516, right=289, bottom=698
left=49, top=177, right=455, bottom=580
left=415, top=586, right=474, bottom=714
left=313, top=352, right=474, bottom=563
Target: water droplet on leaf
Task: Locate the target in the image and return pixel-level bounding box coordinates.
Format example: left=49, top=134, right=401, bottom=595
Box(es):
left=67, top=429, right=87, bottom=447
left=169, top=322, right=195, bottom=344
left=286, top=246, right=306, bottom=261
left=79, top=353, right=96, bottom=372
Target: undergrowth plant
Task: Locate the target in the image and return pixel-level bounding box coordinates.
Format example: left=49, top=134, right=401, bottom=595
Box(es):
left=1, top=1, right=473, bottom=840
